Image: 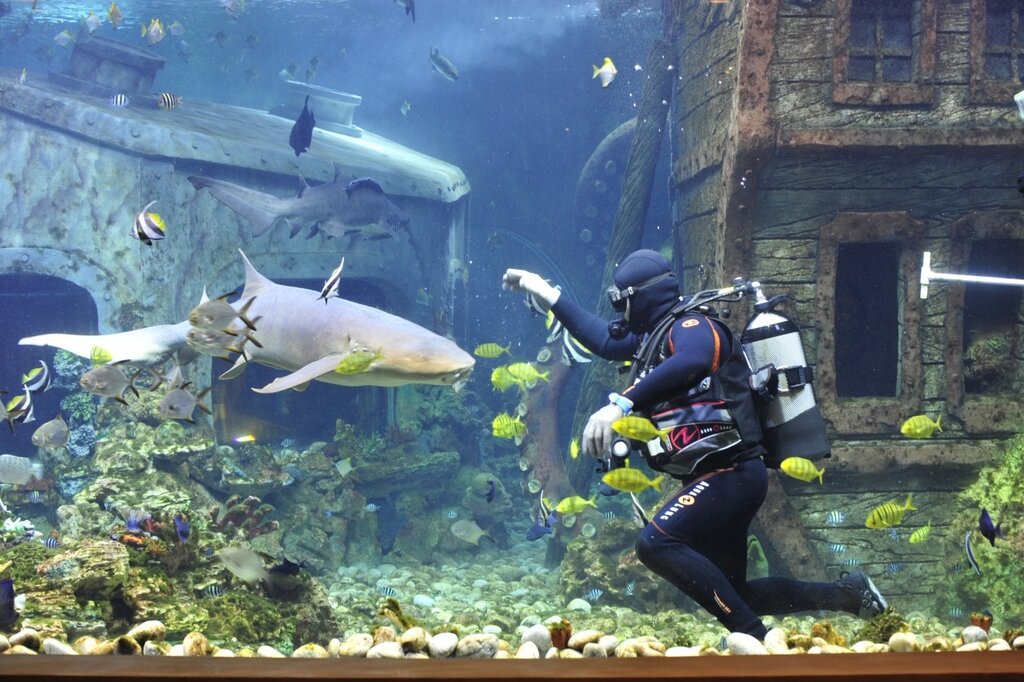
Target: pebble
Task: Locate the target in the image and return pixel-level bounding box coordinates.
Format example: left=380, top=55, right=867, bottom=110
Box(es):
left=456, top=633, right=499, bottom=658
left=372, top=626, right=397, bottom=645
left=143, top=641, right=167, bottom=656
left=1014, top=635, right=1024, bottom=650
left=5, top=644, right=36, bottom=655
left=726, top=632, right=768, bottom=655
left=338, top=633, right=373, bottom=657
left=665, top=645, right=702, bottom=656
left=412, top=594, right=435, bottom=609
left=515, top=641, right=540, bottom=659
left=42, top=638, right=78, bottom=655
left=961, top=625, right=988, bottom=644
left=291, top=643, right=328, bottom=658
left=567, top=629, right=603, bottom=650
left=762, top=628, right=787, bottom=654
left=257, top=645, right=285, bottom=658
left=126, top=620, right=166, bottom=644
left=213, top=649, right=235, bottom=657
left=565, top=598, right=591, bottom=613
left=0, top=635, right=8, bottom=653
left=520, top=623, right=552, bottom=655
left=582, top=642, right=607, bottom=658
left=957, top=641, right=987, bottom=652
left=327, top=638, right=341, bottom=657
left=10, top=629, right=41, bottom=651
left=598, top=634, right=619, bottom=656
left=168, top=644, right=185, bottom=656
left=888, top=632, right=918, bottom=653
left=988, top=639, right=1011, bottom=652
left=482, top=624, right=502, bottom=636
left=427, top=632, right=458, bottom=658
left=183, top=631, right=209, bottom=656
left=400, top=627, right=428, bottom=653
left=366, top=642, right=404, bottom=659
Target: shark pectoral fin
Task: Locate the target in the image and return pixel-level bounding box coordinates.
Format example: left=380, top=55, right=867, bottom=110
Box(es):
left=219, top=354, right=248, bottom=381
left=252, top=353, right=346, bottom=394
left=287, top=219, right=302, bottom=238
left=291, top=381, right=312, bottom=392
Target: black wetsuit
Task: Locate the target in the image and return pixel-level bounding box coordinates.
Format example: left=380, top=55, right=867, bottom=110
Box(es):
left=551, top=295, right=859, bottom=639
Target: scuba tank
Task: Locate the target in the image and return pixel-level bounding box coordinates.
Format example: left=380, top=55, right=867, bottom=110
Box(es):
left=740, top=289, right=830, bottom=467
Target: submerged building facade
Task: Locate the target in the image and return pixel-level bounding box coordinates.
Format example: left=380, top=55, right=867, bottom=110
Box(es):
left=669, top=0, right=1024, bottom=610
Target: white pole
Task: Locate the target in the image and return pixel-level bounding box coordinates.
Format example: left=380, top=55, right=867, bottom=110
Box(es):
left=920, top=251, right=1024, bottom=299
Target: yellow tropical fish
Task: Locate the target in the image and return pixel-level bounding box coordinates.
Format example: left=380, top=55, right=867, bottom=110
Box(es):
left=900, top=414, right=941, bottom=439
left=908, top=521, right=931, bottom=544
left=866, top=494, right=916, bottom=529
left=90, top=345, right=113, bottom=366
left=779, top=456, right=825, bottom=484
left=506, top=362, right=549, bottom=384
left=473, top=343, right=510, bottom=359
left=611, top=416, right=670, bottom=442
left=492, top=412, right=525, bottom=439
left=569, top=439, right=580, bottom=460
left=602, top=463, right=663, bottom=494
left=490, top=366, right=517, bottom=392
left=334, top=349, right=380, bottom=374
left=555, top=495, right=597, bottom=515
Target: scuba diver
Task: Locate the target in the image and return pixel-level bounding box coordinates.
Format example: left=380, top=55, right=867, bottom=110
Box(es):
left=502, top=249, right=887, bottom=640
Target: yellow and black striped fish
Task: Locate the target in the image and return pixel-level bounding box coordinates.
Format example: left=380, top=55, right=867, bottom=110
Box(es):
left=132, top=200, right=166, bottom=245
left=156, top=92, right=183, bottom=110
left=473, top=343, right=510, bottom=359
left=865, top=493, right=916, bottom=529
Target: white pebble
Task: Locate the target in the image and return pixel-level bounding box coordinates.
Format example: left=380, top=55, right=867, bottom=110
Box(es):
left=367, top=642, right=404, bottom=658
left=988, top=639, right=1011, bottom=651
left=763, top=627, right=790, bottom=654
left=412, top=594, right=435, bottom=609
left=428, top=632, right=458, bottom=658
left=257, top=645, right=285, bottom=658
left=961, top=625, right=988, bottom=644
left=514, top=641, right=540, bottom=659
left=1013, top=635, right=1024, bottom=650
left=213, top=649, right=235, bottom=657
left=581, top=642, right=607, bottom=658
left=520, top=623, right=552, bottom=655
left=42, top=638, right=78, bottom=655
left=665, top=645, right=702, bottom=656
left=565, top=598, right=591, bottom=612
left=726, top=632, right=768, bottom=655
left=888, top=632, right=918, bottom=653
left=482, top=625, right=502, bottom=636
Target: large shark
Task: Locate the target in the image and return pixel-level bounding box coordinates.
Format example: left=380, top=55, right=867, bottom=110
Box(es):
left=210, top=251, right=474, bottom=392
left=188, top=168, right=409, bottom=241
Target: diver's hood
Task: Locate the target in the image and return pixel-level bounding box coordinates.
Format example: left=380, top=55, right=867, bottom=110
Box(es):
left=614, top=249, right=680, bottom=334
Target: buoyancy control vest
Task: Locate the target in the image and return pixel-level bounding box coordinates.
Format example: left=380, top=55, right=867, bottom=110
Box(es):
left=627, top=310, right=766, bottom=478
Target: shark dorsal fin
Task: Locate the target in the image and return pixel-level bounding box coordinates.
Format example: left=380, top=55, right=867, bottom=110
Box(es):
left=238, top=250, right=273, bottom=299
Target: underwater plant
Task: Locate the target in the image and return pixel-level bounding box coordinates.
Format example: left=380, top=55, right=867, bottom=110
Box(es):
left=854, top=607, right=910, bottom=643
left=377, top=597, right=417, bottom=630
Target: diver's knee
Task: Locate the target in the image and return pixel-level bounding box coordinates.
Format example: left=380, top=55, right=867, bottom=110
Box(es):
left=634, top=533, right=659, bottom=568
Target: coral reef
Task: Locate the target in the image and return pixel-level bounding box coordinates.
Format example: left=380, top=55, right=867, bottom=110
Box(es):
left=209, top=495, right=278, bottom=541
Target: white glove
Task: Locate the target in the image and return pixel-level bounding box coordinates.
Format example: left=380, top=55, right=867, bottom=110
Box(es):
left=502, top=268, right=561, bottom=309
left=582, top=403, right=625, bottom=459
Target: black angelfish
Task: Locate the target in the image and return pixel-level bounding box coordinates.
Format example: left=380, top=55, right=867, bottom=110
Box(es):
left=289, top=95, right=315, bottom=156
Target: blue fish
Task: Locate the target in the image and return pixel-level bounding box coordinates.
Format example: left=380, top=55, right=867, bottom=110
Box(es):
left=624, top=580, right=635, bottom=596
left=839, top=558, right=860, bottom=567
left=526, top=510, right=556, bottom=541
left=826, top=543, right=847, bottom=554
left=886, top=562, right=902, bottom=575
left=43, top=536, right=60, bottom=549
left=173, top=512, right=190, bottom=544
left=485, top=480, right=496, bottom=504
left=378, top=585, right=397, bottom=597
left=445, top=509, right=458, bottom=519
left=948, top=607, right=967, bottom=619
left=0, top=578, right=16, bottom=629
left=978, top=508, right=1004, bottom=547
left=826, top=511, right=847, bottom=526
left=964, top=530, right=982, bottom=576
left=205, top=584, right=225, bottom=597
left=585, top=588, right=604, bottom=603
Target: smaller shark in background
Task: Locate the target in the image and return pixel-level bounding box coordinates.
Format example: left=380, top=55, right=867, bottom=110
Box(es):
left=187, top=167, right=409, bottom=241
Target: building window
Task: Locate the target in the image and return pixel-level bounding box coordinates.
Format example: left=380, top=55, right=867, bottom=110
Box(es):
left=834, top=0, right=937, bottom=105
left=815, top=212, right=924, bottom=436
left=946, top=213, right=1024, bottom=435
left=971, top=0, right=1024, bottom=102
left=834, top=242, right=900, bottom=397
left=848, top=1, right=913, bottom=82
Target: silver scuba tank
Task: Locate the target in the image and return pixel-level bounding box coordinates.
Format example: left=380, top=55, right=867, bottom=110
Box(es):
left=741, top=289, right=830, bottom=466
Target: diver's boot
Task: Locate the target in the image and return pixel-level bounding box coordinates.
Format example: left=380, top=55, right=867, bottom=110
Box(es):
left=835, top=570, right=887, bottom=619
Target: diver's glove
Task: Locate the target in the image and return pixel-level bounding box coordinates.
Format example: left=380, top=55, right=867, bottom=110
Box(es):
left=583, top=403, right=625, bottom=459
left=502, top=269, right=561, bottom=311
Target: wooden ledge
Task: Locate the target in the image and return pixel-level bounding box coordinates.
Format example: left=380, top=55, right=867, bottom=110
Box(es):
left=0, top=651, right=1021, bottom=682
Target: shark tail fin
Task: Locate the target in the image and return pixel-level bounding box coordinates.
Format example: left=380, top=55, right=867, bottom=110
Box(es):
left=188, top=175, right=281, bottom=237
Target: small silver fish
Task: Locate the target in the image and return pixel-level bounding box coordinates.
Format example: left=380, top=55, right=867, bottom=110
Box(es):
left=31, top=412, right=69, bottom=449
left=189, top=293, right=258, bottom=332
left=429, top=46, right=459, bottom=81
left=157, top=384, right=211, bottom=423
left=79, top=361, right=139, bottom=403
